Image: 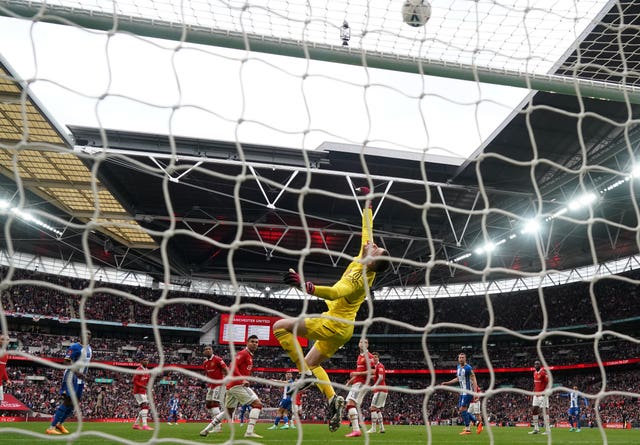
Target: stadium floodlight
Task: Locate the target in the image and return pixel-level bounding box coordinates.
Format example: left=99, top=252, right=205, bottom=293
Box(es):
left=521, top=218, right=541, bottom=234
left=0, top=199, right=10, bottom=209
left=632, top=164, right=640, bottom=178
left=475, top=242, right=496, bottom=255
left=451, top=252, right=472, bottom=263
left=7, top=206, right=63, bottom=237
left=567, top=192, right=597, bottom=211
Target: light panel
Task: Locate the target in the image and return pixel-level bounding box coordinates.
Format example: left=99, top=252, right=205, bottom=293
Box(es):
left=0, top=60, right=156, bottom=248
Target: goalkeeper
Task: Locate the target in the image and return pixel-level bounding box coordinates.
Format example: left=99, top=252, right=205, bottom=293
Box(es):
left=273, top=186, right=389, bottom=432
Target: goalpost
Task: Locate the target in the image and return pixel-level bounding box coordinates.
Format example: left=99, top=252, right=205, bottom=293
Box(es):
left=1, top=0, right=640, bottom=442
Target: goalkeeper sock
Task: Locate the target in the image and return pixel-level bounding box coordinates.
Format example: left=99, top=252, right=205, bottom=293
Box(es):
left=273, top=328, right=307, bottom=371
left=310, top=365, right=335, bottom=400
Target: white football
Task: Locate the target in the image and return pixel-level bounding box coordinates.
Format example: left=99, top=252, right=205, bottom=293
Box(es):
left=402, top=0, right=431, bottom=27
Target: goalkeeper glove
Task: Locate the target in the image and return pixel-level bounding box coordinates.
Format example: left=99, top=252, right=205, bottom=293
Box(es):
left=283, top=269, right=315, bottom=294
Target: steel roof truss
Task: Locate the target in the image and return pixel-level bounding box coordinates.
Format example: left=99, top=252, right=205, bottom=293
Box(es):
left=249, top=165, right=299, bottom=209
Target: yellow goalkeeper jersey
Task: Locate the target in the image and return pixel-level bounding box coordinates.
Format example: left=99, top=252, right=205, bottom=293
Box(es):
left=312, top=207, right=376, bottom=321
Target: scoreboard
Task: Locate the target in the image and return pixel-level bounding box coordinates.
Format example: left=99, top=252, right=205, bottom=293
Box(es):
left=218, top=313, right=309, bottom=347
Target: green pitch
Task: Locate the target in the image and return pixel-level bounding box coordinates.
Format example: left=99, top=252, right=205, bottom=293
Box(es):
left=0, top=422, right=636, bottom=444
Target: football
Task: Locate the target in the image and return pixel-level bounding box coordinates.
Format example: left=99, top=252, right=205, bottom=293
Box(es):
left=402, top=0, right=431, bottom=27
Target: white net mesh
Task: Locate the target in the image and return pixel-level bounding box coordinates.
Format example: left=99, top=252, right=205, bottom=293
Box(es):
left=0, top=0, right=640, bottom=444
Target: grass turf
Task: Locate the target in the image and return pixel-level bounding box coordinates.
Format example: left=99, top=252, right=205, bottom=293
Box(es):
left=0, top=422, right=636, bottom=444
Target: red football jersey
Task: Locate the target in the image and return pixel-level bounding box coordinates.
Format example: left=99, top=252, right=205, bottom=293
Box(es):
left=352, top=351, right=375, bottom=385
left=227, top=348, right=253, bottom=389
left=373, top=361, right=387, bottom=393
left=203, top=354, right=228, bottom=388
left=133, top=365, right=150, bottom=395
left=0, top=353, right=9, bottom=384
left=533, top=368, right=548, bottom=393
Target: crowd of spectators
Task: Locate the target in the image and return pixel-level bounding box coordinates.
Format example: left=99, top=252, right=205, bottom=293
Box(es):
left=2, top=266, right=639, bottom=426
left=3, top=356, right=639, bottom=428
left=3, top=267, right=640, bottom=333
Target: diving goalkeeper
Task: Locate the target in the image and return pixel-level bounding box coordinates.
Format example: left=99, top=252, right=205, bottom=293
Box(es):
left=273, top=186, right=389, bottom=432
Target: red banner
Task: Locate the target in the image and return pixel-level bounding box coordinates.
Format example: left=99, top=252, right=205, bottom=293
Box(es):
left=0, top=416, right=27, bottom=422
left=218, top=314, right=308, bottom=347
left=0, top=394, right=30, bottom=411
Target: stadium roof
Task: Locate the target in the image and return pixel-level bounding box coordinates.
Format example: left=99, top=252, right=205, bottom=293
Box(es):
left=0, top=55, right=156, bottom=250
left=1, top=0, right=640, bottom=292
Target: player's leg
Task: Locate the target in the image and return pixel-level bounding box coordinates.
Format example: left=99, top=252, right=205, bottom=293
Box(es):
left=470, top=401, right=483, bottom=434
left=344, top=383, right=366, bottom=437
left=273, top=318, right=309, bottom=372
left=280, top=402, right=291, bottom=429
left=303, top=319, right=353, bottom=399
left=201, top=389, right=227, bottom=436
left=47, top=393, right=73, bottom=435
left=269, top=406, right=283, bottom=429
left=458, top=395, right=475, bottom=434
left=371, top=392, right=387, bottom=433
left=291, top=400, right=301, bottom=428
left=568, top=408, right=575, bottom=431
left=133, top=394, right=153, bottom=430
left=238, top=388, right=263, bottom=438
left=541, top=397, right=551, bottom=434
left=47, top=375, right=79, bottom=435
left=368, top=407, right=378, bottom=433
left=529, top=401, right=541, bottom=434
left=465, top=400, right=477, bottom=426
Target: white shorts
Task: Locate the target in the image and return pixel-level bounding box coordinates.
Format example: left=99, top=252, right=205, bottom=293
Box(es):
left=225, top=385, right=259, bottom=409
left=468, top=401, right=481, bottom=415
left=0, top=384, right=4, bottom=401
left=134, top=393, right=149, bottom=406
left=292, top=403, right=301, bottom=415
left=532, top=395, right=549, bottom=409
left=370, top=392, right=387, bottom=409
left=346, top=383, right=366, bottom=406
left=206, top=386, right=226, bottom=403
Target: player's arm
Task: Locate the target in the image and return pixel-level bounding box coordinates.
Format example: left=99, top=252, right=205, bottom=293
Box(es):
left=470, top=370, right=479, bottom=393
left=373, top=369, right=384, bottom=387
left=442, top=376, right=459, bottom=385
left=283, top=269, right=358, bottom=300
left=219, top=358, right=230, bottom=375
left=356, top=187, right=373, bottom=256
left=349, top=368, right=374, bottom=379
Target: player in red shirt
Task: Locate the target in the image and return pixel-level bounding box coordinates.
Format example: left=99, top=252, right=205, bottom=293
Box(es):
left=291, top=391, right=303, bottom=429
left=367, top=352, right=387, bottom=434
left=199, top=345, right=229, bottom=435
left=132, top=357, right=154, bottom=431
left=528, top=360, right=550, bottom=435
left=344, top=338, right=375, bottom=438
left=0, top=335, right=11, bottom=403
left=200, top=335, right=263, bottom=439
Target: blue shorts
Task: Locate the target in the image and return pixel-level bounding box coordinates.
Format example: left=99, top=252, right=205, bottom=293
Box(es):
left=278, top=398, right=292, bottom=410
left=568, top=407, right=580, bottom=417
left=169, top=409, right=178, bottom=415
left=60, top=371, right=84, bottom=399
left=458, top=394, right=473, bottom=409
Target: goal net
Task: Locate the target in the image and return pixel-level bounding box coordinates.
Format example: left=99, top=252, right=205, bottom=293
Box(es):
left=0, top=0, right=640, bottom=443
